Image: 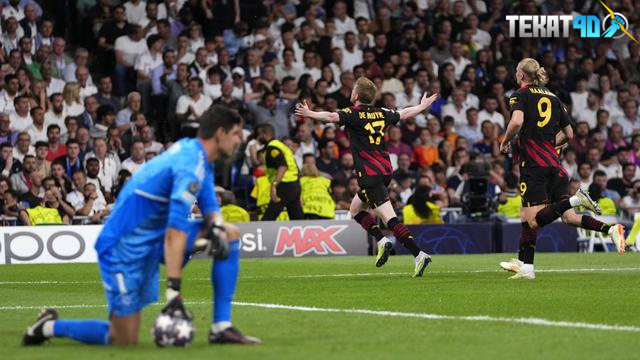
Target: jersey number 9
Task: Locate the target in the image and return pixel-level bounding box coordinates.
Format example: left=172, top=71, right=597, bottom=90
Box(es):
left=364, top=120, right=385, bottom=145
left=536, top=97, right=552, bottom=128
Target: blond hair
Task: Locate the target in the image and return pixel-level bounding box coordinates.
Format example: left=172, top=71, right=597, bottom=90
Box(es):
left=354, top=77, right=377, bottom=105
left=62, top=82, right=80, bottom=105
left=517, top=58, right=548, bottom=86
left=301, top=163, right=320, bottom=177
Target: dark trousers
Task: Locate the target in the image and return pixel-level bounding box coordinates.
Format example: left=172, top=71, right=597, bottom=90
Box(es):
left=262, top=181, right=303, bottom=221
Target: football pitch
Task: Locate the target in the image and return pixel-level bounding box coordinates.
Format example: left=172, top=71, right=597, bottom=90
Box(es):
left=1, top=253, right=639, bottom=360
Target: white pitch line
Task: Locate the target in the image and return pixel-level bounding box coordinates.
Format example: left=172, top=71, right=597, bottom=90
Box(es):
left=1, top=267, right=640, bottom=285
left=0, top=301, right=638, bottom=333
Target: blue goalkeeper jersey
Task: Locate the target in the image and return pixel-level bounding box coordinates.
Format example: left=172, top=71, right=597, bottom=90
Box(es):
left=95, top=138, right=219, bottom=259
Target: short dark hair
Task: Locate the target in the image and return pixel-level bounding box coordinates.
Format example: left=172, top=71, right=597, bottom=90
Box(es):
left=146, top=34, right=162, bottom=49
left=47, top=124, right=60, bottom=134
left=35, top=141, right=48, bottom=149
left=29, top=106, right=43, bottom=116
left=66, top=139, right=80, bottom=147
left=197, top=105, right=243, bottom=139
left=86, top=157, right=99, bottom=165
left=256, top=123, right=275, bottom=137
left=97, top=105, right=115, bottom=120
left=593, top=170, right=607, bottom=179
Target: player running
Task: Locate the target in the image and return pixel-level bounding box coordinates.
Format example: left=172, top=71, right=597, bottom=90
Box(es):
left=22, top=105, right=260, bottom=346
left=499, top=58, right=626, bottom=280
left=295, top=77, right=438, bottom=277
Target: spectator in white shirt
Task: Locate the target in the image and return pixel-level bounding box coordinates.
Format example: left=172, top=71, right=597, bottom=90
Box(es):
left=140, top=125, right=163, bottom=154
left=66, top=170, right=107, bottom=218
left=84, top=138, right=121, bottom=194
left=41, top=61, right=65, bottom=96
left=0, top=74, right=20, bottom=113
left=62, top=82, right=84, bottom=117
left=457, top=108, right=483, bottom=147
left=394, top=77, right=422, bottom=110
left=443, top=41, right=471, bottom=81
left=9, top=95, right=32, bottom=132
left=25, top=106, right=47, bottom=143
left=3, top=1, right=24, bottom=21
left=203, top=67, right=222, bottom=100
left=341, top=32, right=363, bottom=72
left=116, top=91, right=142, bottom=132
left=615, top=99, right=640, bottom=137
left=577, top=88, right=602, bottom=129
left=135, top=34, right=164, bottom=114
left=124, top=0, right=147, bottom=26
left=332, top=1, right=357, bottom=40
left=135, top=35, right=164, bottom=81
left=62, top=47, right=92, bottom=84
left=441, top=88, right=469, bottom=130
left=1, top=17, right=20, bottom=53
left=176, top=77, right=213, bottom=138
left=76, top=66, right=98, bottom=102
left=275, top=48, right=302, bottom=82
left=114, top=25, right=148, bottom=96
left=301, top=50, right=322, bottom=82
left=468, top=14, right=490, bottom=49
left=44, top=93, right=66, bottom=134
left=13, top=131, right=34, bottom=162
left=121, top=140, right=146, bottom=174
left=230, top=67, right=252, bottom=99
left=599, top=74, right=618, bottom=113
left=477, top=95, right=505, bottom=129
left=570, top=76, right=589, bottom=119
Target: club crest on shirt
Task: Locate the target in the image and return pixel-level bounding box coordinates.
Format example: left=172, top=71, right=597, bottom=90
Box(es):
left=270, top=149, right=280, bottom=158
left=188, top=181, right=200, bottom=194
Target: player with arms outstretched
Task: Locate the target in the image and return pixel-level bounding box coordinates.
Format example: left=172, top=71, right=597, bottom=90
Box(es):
left=296, top=77, right=438, bottom=277
left=22, top=105, right=260, bottom=346
left=499, top=58, right=626, bottom=279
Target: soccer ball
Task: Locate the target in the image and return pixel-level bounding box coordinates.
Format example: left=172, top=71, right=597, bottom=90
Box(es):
left=152, top=313, right=194, bottom=347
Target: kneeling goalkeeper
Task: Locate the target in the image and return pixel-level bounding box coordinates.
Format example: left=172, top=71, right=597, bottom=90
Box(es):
left=22, top=105, right=260, bottom=346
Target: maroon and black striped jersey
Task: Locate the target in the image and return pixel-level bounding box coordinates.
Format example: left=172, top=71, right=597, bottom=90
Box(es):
left=509, top=85, right=571, bottom=168
left=336, top=105, right=400, bottom=177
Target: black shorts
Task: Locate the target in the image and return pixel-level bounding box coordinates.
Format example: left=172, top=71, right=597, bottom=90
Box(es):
left=357, top=175, right=392, bottom=208
left=519, top=167, right=569, bottom=207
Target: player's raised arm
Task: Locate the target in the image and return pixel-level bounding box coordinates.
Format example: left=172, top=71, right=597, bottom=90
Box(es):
left=294, top=100, right=340, bottom=123
left=399, top=92, right=438, bottom=120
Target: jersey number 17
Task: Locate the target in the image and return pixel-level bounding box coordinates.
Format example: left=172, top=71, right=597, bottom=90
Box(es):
left=364, top=120, right=385, bottom=145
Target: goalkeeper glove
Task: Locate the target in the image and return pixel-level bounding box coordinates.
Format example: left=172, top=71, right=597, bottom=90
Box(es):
left=163, top=277, right=192, bottom=320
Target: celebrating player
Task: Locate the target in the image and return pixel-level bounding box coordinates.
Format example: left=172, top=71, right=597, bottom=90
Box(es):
left=499, top=58, right=626, bottom=280
left=295, top=77, right=438, bottom=277
left=22, top=105, right=260, bottom=346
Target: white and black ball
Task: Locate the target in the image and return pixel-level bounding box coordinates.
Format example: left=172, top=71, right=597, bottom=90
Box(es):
left=152, top=313, right=194, bottom=347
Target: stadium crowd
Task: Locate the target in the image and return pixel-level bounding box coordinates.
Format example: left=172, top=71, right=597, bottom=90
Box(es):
left=0, top=0, right=639, bottom=226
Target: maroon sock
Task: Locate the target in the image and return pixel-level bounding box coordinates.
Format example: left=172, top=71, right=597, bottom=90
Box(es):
left=518, top=222, right=538, bottom=264
left=581, top=216, right=611, bottom=234
left=353, top=211, right=384, bottom=241
left=387, top=217, right=420, bottom=256
left=535, top=199, right=571, bottom=227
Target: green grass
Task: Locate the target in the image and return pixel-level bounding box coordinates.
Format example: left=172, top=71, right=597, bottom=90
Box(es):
left=1, top=253, right=640, bottom=360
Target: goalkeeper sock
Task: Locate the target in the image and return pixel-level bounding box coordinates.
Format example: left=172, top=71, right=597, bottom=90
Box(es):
left=387, top=217, right=420, bottom=257
left=212, top=239, right=240, bottom=325
left=353, top=211, right=384, bottom=241
left=52, top=319, right=111, bottom=345
left=581, top=216, right=611, bottom=234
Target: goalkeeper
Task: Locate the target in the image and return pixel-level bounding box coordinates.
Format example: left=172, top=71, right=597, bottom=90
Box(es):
left=22, top=105, right=260, bottom=346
